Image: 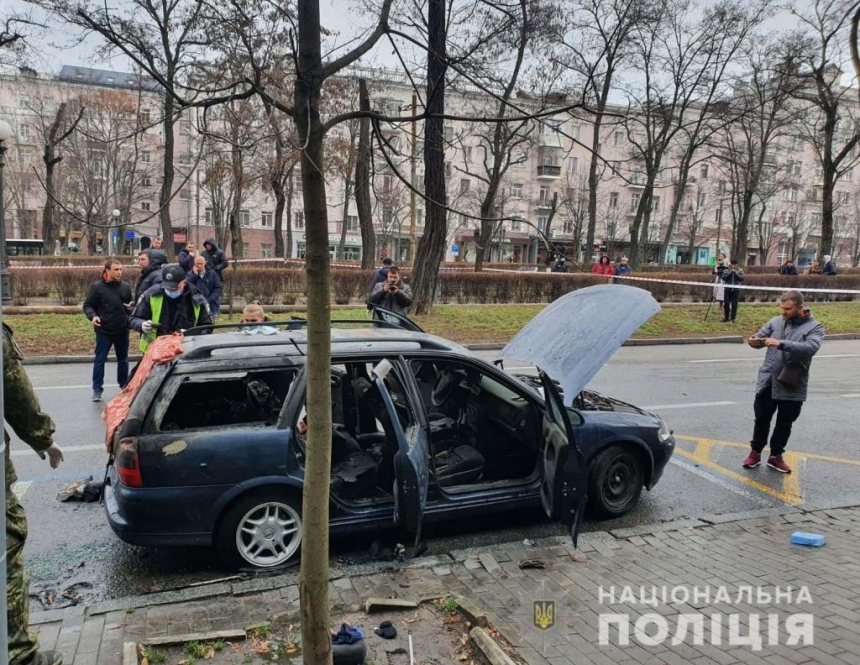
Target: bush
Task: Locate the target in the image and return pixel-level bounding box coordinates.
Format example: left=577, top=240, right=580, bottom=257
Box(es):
left=332, top=269, right=370, bottom=304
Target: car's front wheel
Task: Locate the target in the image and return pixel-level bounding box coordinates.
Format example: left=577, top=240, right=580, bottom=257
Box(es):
left=588, top=445, right=644, bottom=519
left=216, top=491, right=302, bottom=569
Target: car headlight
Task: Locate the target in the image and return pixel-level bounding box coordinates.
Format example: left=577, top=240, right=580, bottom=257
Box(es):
left=658, top=423, right=673, bottom=443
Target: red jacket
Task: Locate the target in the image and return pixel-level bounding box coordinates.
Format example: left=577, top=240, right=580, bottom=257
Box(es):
left=592, top=262, right=614, bottom=275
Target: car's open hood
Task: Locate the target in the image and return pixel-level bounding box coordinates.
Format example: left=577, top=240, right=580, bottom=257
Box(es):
left=498, top=285, right=660, bottom=407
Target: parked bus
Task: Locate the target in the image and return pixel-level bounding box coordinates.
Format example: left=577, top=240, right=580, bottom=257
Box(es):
left=6, top=239, right=45, bottom=256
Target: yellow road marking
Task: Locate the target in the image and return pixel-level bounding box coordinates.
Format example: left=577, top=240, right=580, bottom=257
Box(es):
left=673, top=447, right=801, bottom=505
left=679, top=435, right=860, bottom=468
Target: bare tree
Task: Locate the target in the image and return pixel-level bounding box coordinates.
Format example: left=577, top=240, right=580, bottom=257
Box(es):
left=555, top=0, right=660, bottom=262
left=789, top=0, right=860, bottom=257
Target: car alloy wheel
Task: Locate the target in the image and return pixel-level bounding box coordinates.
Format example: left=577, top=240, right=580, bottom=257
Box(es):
left=234, top=499, right=302, bottom=568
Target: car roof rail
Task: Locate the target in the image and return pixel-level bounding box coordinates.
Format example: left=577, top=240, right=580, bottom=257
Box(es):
left=182, top=316, right=412, bottom=338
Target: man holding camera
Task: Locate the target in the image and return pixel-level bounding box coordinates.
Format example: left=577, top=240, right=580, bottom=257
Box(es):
left=720, top=258, right=744, bottom=322
left=743, top=290, right=824, bottom=473
left=368, top=265, right=413, bottom=317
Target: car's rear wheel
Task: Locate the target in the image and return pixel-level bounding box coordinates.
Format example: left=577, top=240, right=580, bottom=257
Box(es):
left=588, top=445, right=644, bottom=519
left=216, top=491, right=302, bottom=569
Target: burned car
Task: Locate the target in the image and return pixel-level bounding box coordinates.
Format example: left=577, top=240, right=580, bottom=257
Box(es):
left=103, top=285, right=674, bottom=569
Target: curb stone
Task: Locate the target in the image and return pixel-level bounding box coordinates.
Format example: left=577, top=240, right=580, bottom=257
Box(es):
left=470, top=626, right=517, bottom=665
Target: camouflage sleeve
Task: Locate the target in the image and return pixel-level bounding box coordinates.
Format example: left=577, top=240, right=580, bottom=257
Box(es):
left=3, top=324, right=55, bottom=452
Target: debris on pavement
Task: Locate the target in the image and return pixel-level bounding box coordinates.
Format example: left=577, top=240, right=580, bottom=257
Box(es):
left=56, top=476, right=103, bottom=502
left=517, top=558, right=546, bottom=569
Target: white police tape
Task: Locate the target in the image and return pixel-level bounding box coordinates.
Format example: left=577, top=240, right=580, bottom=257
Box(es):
left=483, top=267, right=860, bottom=295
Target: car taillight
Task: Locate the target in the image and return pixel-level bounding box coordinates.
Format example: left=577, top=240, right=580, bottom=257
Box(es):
left=116, top=437, right=142, bottom=487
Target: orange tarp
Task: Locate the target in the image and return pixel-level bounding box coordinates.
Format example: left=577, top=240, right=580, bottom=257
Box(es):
left=101, top=334, right=184, bottom=453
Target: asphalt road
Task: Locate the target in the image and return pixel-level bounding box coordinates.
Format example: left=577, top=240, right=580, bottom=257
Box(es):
left=10, top=339, right=860, bottom=609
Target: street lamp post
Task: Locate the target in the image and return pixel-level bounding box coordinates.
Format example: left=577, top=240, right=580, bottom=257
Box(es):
left=0, top=117, right=13, bottom=665
left=111, top=209, right=121, bottom=256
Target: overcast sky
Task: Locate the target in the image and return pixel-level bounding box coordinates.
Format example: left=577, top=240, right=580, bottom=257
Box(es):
left=2, top=0, right=843, bottom=81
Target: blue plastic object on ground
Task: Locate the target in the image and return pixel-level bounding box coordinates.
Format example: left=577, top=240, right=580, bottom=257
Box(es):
left=790, top=531, right=826, bottom=547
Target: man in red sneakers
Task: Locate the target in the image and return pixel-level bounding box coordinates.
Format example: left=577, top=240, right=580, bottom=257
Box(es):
left=743, top=290, right=824, bottom=473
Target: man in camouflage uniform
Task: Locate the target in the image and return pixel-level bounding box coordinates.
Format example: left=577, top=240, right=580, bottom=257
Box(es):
left=4, top=323, right=65, bottom=665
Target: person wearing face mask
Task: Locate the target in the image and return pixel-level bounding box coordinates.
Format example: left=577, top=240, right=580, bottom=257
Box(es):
left=129, top=264, right=213, bottom=352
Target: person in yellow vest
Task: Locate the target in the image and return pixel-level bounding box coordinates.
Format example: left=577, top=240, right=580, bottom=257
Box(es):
left=129, top=264, right=213, bottom=352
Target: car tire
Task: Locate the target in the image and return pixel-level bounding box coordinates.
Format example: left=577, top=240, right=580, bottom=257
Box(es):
left=216, top=490, right=303, bottom=570
left=587, top=445, right=644, bottom=519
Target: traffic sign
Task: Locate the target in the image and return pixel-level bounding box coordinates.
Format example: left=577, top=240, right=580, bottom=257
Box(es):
left=452, top=244, right=460, bottom=253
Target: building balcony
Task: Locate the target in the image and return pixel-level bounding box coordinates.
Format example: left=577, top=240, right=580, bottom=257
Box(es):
left=537, top=164, right=561, bottom=179
left=628, top=178, right=647, bottom=188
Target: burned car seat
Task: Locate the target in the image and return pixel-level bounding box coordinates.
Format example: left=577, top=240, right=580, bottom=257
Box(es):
left=434, top=445, right=485, bottom=488
left=331, top=449, right=379, bottom=500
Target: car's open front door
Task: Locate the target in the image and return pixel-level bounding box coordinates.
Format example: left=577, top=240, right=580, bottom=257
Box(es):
left=538, top=370, right=588, bottom=547
left=371, top=359, right=429, bottom=545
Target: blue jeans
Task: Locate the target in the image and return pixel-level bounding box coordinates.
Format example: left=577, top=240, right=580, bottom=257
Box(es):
left=93, top=331, right=130, bottom=392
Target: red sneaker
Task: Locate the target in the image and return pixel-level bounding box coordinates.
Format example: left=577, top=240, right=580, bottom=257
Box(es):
left=767, top=455, right=792, bottom=473
left=742, top=450, right=761, bottom=468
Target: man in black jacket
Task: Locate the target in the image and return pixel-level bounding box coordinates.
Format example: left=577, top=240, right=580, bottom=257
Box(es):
left=130, top=265, right=213, bottom=352
left=83, top=259, right=134, bottom=402
left=201, top=237, right=228, bottom=278
left=720, top=259, right=744, bottom=323
left=134, top=248, right=168, bottom=302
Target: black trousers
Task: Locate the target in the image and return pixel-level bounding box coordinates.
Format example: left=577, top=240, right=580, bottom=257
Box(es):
left=723, top=290, right=740, bottom=321
left=751, top=388, right=803, bottom=456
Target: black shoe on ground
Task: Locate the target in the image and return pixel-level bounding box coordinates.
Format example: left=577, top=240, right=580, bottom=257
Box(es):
left=92, top=390, right=103, bottom=402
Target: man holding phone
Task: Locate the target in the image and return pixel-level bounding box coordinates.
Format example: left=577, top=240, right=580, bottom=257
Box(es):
left=743, top=290, right=824, bottom=473
left=83, top=258, right=134, bottom=402
left=368, top=265, right=413, bottom=317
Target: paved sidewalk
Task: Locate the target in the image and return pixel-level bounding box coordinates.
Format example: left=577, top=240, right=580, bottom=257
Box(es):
left=34, top=506, right=860, bottom=665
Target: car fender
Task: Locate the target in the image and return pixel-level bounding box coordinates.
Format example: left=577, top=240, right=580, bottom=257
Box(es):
left=589, top=436, right=656, bottom=488
left=210, top=475, right=304, bottom=531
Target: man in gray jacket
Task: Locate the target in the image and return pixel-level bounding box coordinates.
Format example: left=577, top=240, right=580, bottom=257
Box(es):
left=743, top=290, right=824, bottom=473
left=368, top=266, right=413, bottom=317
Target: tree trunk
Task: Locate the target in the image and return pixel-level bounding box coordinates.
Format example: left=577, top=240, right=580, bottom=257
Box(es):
left=627, top=181, right=655, bottom=269
left=355, top=79, right=375, bottom=270
left=285, top=167, right=295, bottom=258
left=411, top=0, right=448, bottom=314
left=160, top=91, right=176, bottom=260
left=41, top=102, right=71, bottom=250
left=295, top=1, right=333, bottom=663
left=229, top=131, right=244, bottom=259
left=271, top=134, right=287, bottom=259
left=661, top=160, right=690, bottom=264
left=586, top=78, right=612, bottom=261
left=821, top=167, right=835, bottom=258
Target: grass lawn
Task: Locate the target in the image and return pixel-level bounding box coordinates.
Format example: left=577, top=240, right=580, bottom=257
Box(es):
left=5, top=301, right=858, bottom=356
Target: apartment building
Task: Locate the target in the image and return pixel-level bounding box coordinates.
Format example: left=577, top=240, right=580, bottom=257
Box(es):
left=1, top=64, right=857, bottom=267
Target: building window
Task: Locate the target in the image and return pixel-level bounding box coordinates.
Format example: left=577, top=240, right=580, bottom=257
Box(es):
left=652, top=196, right=660, bottom=213
left=570, top=125, right=581, bottom=140
left=242, top=242, right=249, bottom=257
left=205, top=208, right=214, bottom=224
left=141, top=176, right=151, bottom=187
left=459, top=215, right=468, bottom=228
left=460, top=178, right=470, bottom=194
left=443, top=125, right=453, bottom=142
left=19, top=95, right=30, bottom=109
left=19, top=147, right=36, bottom=164
left=180, top=119, right=192, bottom=134
left=697, top=192, right=707, bottom=207
left=346, top=215, right=358, bottom=230
left=294, top=211, right=305, bottom=229
left=465, top=147, right=473, bottom=162
left=537, top=216, right=548, bottom=232
left=141, top=151, right=151, bottom=163
left=539, top=186, right=551, bottom=205
left=344, top=246, right=361, bottom=261
left=609, top=191, right=618, bottom=209
left=612, top=161, right=622, bottom=176
left=562, top=221, right=574, bottom=234
left=511, top=183, right=524, bottom=198
left=630, top=192, right=640, bottom=213
left=838, top=191, right=850, bottom=204
left=792, top=160, right=802, bottom=176
left=261, top=243, right=273, bottom=258
left=700, top=164, right=709, bottom=179
left=718, top=180, right=727, bottom=194
left=240, top=209, right=250, bottom=227
left=18, top=124, right=30, bottom=142
left=141, top=201, right=151, bottom=211
left=614, top=131, right=624, bottom=147
left=262, top=212, right=273, bottom=227
left=179, top=188, right=191, bottom=201
left=140, top=109, right=151, bottom=124
left=568, top=157, right=578, bottom=173
left=511, top=219, right=523, bottom=231
left=382, top=174, right=394, bottom=193
left=715, top=208, right=722, bottom=224
left=445, top=162, right=452, bottom=178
